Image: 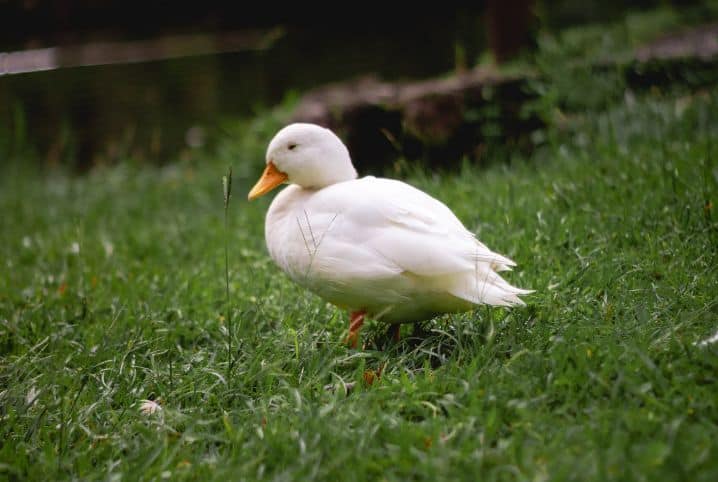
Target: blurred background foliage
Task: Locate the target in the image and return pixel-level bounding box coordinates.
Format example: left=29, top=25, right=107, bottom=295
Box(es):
left=0, top=0, right=717, bottom=171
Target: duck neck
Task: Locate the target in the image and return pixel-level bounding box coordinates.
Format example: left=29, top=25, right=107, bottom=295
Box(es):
left=293, top=157, right=358, bottom=189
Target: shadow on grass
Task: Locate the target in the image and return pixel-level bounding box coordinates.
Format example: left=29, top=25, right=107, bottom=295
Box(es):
left=361, top=306, right=524, bottom=370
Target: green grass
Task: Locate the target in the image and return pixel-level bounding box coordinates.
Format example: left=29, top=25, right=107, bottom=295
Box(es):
left=2, top=86, right=718, bottom=481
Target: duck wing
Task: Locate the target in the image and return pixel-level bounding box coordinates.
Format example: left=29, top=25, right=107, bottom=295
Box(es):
left=306, top=177, right=530, bottom=307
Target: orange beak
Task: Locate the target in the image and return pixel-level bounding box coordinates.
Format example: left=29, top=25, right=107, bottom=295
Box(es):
left=248, top=162, right=288, bottom=200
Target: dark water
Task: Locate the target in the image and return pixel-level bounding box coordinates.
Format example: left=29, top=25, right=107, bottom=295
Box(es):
left=0, top=21, right=480, bottom=169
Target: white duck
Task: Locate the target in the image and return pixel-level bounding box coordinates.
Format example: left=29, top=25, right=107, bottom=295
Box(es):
left=248, top=123, right=531, bottom=347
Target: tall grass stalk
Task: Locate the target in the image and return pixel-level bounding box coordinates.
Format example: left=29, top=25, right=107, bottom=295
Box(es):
left=222, top=167, right=234, bottom=387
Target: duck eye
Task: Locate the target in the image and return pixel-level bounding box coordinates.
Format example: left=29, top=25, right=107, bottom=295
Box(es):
left=288, top=143, right=297, bottom=151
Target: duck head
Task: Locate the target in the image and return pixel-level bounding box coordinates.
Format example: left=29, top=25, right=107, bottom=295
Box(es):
left=248, top=123, right=358, bottom=200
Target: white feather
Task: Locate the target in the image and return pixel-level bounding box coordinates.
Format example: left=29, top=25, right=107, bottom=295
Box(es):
left=260, top=123, right=532, bottom=323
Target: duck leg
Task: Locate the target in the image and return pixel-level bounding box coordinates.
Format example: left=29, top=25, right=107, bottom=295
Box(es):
left=345, top=310, right=366, bottom=348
